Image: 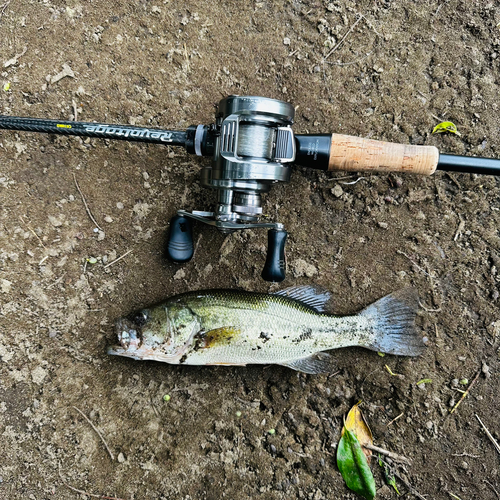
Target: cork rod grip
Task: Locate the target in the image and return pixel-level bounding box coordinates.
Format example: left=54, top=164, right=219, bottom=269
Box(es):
left=328, top=133, right=439, bottom=175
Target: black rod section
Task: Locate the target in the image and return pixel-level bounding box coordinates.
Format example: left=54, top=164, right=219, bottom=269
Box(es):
left=437, top=153, right=500, bottom=176
left=0, top=115, right=188, bottom=147
left=294, top=134, right=331, bottom=170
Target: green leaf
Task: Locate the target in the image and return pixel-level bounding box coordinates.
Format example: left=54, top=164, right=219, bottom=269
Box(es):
left=337, top=428, right=376, bottom=500
left=432, top=121, right=461, bottom=136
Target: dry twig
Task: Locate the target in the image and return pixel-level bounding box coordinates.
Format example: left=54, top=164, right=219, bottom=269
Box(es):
left=397, top=250, right=433, bottom=277
left=73, top=173, right=103, bottom=230
left=103, top=249, right=132, bottom=269
left=364, top=443, right=411, bottom=465
left=476, top=414, right=500, bottom=455
left=58, top=469, right=125, bottom=500
left=449, top=369, right=481, bottom=415
left=0, top=0, right=11, bottom=23
left=485, top=479, right=500, bottom=499
left=73, top=406, right=115, bottom=461
left=387, top=412, right=404, bottom=427
left=323, top=14, right=365, bottom=62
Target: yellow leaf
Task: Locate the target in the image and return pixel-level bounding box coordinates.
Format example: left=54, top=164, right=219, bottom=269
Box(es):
left=342, top=403, right=373, bottom=463
left=432, top=121, right=461, bottom=137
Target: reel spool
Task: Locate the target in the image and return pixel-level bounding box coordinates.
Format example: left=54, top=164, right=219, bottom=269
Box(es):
left=167, top=96, right=297, bottom=282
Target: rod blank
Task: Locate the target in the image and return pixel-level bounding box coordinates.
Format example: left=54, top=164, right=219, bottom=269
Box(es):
left=437, top=153, right=500, bottom=176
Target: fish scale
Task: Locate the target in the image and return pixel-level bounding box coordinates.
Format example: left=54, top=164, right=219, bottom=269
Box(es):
left=108, top=286, right=425, bottom=374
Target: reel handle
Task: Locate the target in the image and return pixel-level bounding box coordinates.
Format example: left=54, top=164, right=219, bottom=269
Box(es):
left=166, top=215, right=194, bottom=263
left=261, top=228, right=287, bottom=282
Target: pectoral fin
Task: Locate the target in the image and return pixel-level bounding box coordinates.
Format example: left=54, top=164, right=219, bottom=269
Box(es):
left=280, top=352, right=334, bottom=374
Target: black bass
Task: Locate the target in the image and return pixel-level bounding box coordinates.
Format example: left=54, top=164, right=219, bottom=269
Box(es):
left=107, top=286, right=424, bottom=374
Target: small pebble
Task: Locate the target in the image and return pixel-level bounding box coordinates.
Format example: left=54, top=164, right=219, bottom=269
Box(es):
left=116, top=202, right=124, bottom=209
left=97, top=231, right=105, bottom=241
left=378, top=221, right=388, bottom=229
left=104, top=216, right=113, bottom=223
left=283, top=37, right=291, bottom=45
left=117, top=452, right=126, bottom=463
left=426, top=421, right=433, bottom=430
left=482, top=362, right=491, bottom=378
left=331, top=184, right=343, bottom=198
left=142, top=171, right=150, bottom=180
left=270, top=444, right=277, bottom=454
left=449, top=398, right=456, bottom=408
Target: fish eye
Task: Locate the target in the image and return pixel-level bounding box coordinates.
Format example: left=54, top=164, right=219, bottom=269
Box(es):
left=132, top=312, right=148, bottom=327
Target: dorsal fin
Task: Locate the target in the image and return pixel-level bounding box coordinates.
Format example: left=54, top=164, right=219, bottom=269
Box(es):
left=273, top=285, right=333, bottom=313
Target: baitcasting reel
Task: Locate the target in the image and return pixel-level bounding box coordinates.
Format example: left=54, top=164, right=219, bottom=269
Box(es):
left=2, top=95, right=500, bottom=282
left=170, top=96, right=298, bottom=282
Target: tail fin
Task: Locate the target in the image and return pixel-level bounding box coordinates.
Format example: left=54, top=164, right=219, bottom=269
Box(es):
left=359, top=288, right=424, bottom=356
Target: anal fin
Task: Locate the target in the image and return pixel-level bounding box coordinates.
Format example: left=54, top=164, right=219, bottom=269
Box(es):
left=280, top=352, right=333, bottom=374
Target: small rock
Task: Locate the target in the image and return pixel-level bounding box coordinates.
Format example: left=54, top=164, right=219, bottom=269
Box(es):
left=116, top=202, right=124, bottom=209
left=448, top=398, right=456, bottom=408
left=1, top=279, right=12, bottom=294
left=142, top=171, right=150, bottom=180
left=97, top=231, right=105, bottom=241
left=118, top=452, right=126, bottom=463
left=173, top=269, right=186, bottom=280
left=293, top=259, right=318, bottom=278
left=50, top=63, right=75, bottom=85
left=31, top=366, right=47, bottom=385
left=460, top=461, right=469, bottom=470
left=426, top=421, right=433, bottom=430
left=283, top=37, right=291, bottom=45
left=378, top=221, right=388, bottom=229
left=482, top=362, right=491, bottom=378
left=48, top=215, right=64, bottom=227
left=331, top=184, right=343, bottom=198
left=104, top=216, right=113, bottom=223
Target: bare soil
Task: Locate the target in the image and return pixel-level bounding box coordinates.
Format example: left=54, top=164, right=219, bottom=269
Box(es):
left=1, top=1, right=500, bottom=499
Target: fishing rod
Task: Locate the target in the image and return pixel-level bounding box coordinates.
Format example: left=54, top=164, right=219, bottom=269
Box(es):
left=2, top=95, right=499, bottom=282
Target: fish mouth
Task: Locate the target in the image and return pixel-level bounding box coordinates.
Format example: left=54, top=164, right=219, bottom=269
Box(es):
left=108, top=317, right=142, bottom=358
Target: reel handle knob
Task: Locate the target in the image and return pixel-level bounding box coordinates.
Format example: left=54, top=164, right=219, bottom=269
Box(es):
left=261, top=228, right=287, bottom=282
left=166, top=215, right=194, bottom=263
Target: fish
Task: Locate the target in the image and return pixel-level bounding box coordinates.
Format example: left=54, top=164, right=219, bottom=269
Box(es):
left=107, top=286, right=424, bottom=374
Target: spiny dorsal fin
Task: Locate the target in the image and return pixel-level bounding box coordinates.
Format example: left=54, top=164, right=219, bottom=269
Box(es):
left=273, top=285, right=333, bottom=313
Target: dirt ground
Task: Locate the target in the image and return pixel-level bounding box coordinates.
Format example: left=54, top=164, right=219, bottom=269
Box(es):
left=1, top=1, right=500, bottom=499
